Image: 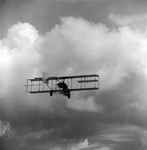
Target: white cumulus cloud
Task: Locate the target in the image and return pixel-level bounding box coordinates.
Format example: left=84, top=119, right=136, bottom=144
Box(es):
left=1, top=16, right=147, bottom=113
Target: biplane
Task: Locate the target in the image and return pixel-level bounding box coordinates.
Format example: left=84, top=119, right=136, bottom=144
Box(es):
left=25, top=73, right=99, bottom=99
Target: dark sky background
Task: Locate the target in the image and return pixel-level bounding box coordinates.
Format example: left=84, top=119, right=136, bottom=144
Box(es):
left=0, top=0, right=147, bottom=150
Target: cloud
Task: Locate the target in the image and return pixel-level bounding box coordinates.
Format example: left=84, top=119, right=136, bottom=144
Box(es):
left=39, top=16, right=147, bottom=91
left=141, top=130, right=147, bottom=150
left=1, top=16, right=147, bottom=110
left=69, top=139, right=114, bottom=150
left=1, top=15, right=147, bottom=149
left=98, top=133, right=135, bottom=142
left=95, top=148, right=113, bottom=150
left=0, top=22, right=40, bottom=101
left=0, top=22, right=46, bottom=121
left=70, top=139, right=89, bottom=150
left=108, top=14, right=147, bottom=31
left=66, top=96, right=103, bottom=112
left=50, top=147, right=61, bottom=150
left=0, top=120, right=14, bottom=138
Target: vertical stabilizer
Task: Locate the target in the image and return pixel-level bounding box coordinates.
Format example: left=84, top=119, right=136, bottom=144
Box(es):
left=42, top=72, right=49, bottom=84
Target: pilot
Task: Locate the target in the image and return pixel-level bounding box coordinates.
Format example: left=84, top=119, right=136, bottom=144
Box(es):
left=63, top=82, right=67, bottom=90
left=57, top=81, right=67, bottom=90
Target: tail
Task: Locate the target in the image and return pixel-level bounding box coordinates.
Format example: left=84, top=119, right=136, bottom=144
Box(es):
left=42, top=72, right=49, bottom=84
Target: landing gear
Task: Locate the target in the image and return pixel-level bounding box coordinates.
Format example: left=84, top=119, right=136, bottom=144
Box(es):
left=67, top=90, right=70, bottom=99
left=63, top=89, right=70, bottom=99
left=67, top=93, right=70, bottom=99
left=50, top=89, right=70, bottom=99
left=50, top=91, right=53, bottom=96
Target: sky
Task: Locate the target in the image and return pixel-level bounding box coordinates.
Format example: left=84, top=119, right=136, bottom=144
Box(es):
left=0, top=0, right=147, bottom=150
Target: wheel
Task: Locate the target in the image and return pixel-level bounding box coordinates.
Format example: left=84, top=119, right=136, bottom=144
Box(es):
left=67, top=90, right=70, bottom=99
left=50, top=91, right=53, bottom=96
left=67, top=94, right=70, bottom=99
